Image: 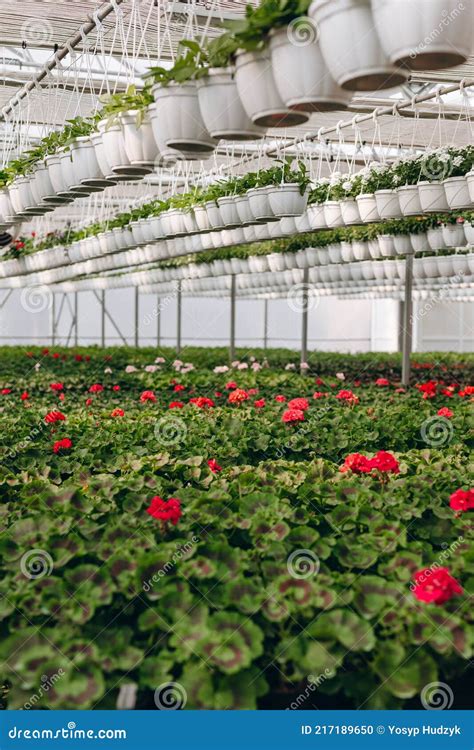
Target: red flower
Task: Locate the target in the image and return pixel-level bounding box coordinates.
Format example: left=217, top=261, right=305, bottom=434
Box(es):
left=287, top=397, right=309, bottom=411
left=458, top=385, right=474, bottom=398
left=85, top=356, right=91, bottom=362
left=85, top=398, right=93, bottom=407
left=254, top=398, right=265, bottom=408
left=437, top=407, right=453, bottom=418
left=370, top=450, right=400, bottom=474
left=375, top=378, right=390, bottom=386
left=449, top=488, right=474, bottom=513
left=21, top=392, right=29, bottom=401
left=336, top=389, right=359, bottom=405
left=140, top=390, right=157, bottom=403
left=214, top=391, right=223, bottom=398
left=146, top=496, right=181, bottom=525
left=225, top=381, right=238, bottom=390
left=59, top=393, right=65, bottom=401
left=313, top=391, right=326, bottom=399
left=111, top=408, right=125, bottom=418
left=112, top=385, right=121, bottom=392
left=340, top=453, right=373, bottom=474
left=412, top=567, right=462, bottom=605
left=275, top=395, right=286, bottom=403
left=189, top=396, right=215, bottom=408
left=416, top=381, right=437, bottom=399
left=353, top=380, right=362, bottom=387
left=248, top=388, right=258, bottom=396
left=282, top=408, right=305, bottom=424
left=50, top=383, right=64, bottom=392
left=169, top=401, right=185, bottom=409
left=228, top=389, right=249, bottom=404
left=75, top=355, right=83, bottom=362
left=1, top=388, right=11, bottom=395
left=207, top=458, right=222, bottom=473
left=44, top=410, right=66, bottom=424
left=53, top=438, right=72, bottom=454
left=42, top=348, right=49, bottom=356
left=395, top=387, right=406, bottom=393
left=173, top=384, right=185, bottom=392
left=315, top=378, right=324, bottom=385
left=52, top=353, right=60, bottom=359
left=89, top=384, right=104, bottom=394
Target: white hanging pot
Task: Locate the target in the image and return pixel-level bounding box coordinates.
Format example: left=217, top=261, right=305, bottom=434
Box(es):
left=397, top=184, right=422, bottom=216
left=0, top=189, right=15, bottom=224
left=352, top=240, right=369, bottom=261
left=279, top=216, right=298, bottom=235
left=247, top=187, right=275, bottom=221
left=323, top=200, right=343, bottom=227
left=466, top=170, right=474, bottom=205
left=67, top=139, right=100, bottom=192
left=217, top=196, right=240, bottom=227
left=151, top=82, right=217, bottom=154
left=443, top=176, right=472, bottom=210
left=193, top=205, right=212, bottom=232
left=418, top=181, right=449, bottom=212
left=34, top=163, right=64, bottom=204
left=371, top=0, right=473, bottom=71
left=464, top=221, right=474, bottom=246
left=427, top=227, right=445, bottom=251
left=327, top=242, right=342, bottom=263
left=196, top=68, right=266, bottom=140
left=340, top=199, right=360, bottom=225
left=372, top=260, right=385, bottom=280
left=59, top=148, right=89, bottom=195
left=393, top=235, right=412, bottom=255
left=98, top=120, right=142, bottom=178
left=450, top=254, right=469, bottom=276
left=374, top=189, right=401, bottom=219
left=268, top=26, right=351, bottom=112
left=268, top=184, right=309, bottom=217
left=356, top=193, right=380, bottom=222
left=436, top=255, right=454, bottom=278
left=182, top=210, right=198, bottom=234
left=234, top=195, right=255, bottom=225
left=340, top=240, right=355, bottom=262
left=308, top=0, right=407, bottom=91
left=267, top=252, right=287, bottom=272
left=205, top=202, right=225, bottom=230
left=120, top=110, right=160, bottom=173
left=294, top=211, right=312, bottom=233
left=381, top=259, right=398, bottom=280
left=442, top=224, right=467, bottom=248
left=234, top=48, right=309, bottom=128
left=248, top=255, right=270, bottom=273
left=16, top=177, right=37, bottom=212
left=306, top=203, right=327, bottom=229
left=378, top=235, right=396, bottom=257
left=149, top=216, right=164, bottom=239
left=409, top=232, right=429, bottom=253
left=368, top=239, right=381, bottom=259
left=130, top=221, right=146, bottom=246
left=90, top=133, right=119, bottom=184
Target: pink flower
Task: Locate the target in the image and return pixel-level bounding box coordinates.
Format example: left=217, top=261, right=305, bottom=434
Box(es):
left=275, top=395, right=287, bottom=403
left=254, top=398, right=265, bottom=408
left=375, top=378, right=390, bottom=386
left=412, top=567, right=462, bottom=605
left=282, top=408, right=305, bottom=424
left=140, top=390, right=157, bottom=403
left=437, top=407, right=453, bottom=418
left=287, top=397, right=309, bottom=411
left=449, top=488, right=474, bottom=513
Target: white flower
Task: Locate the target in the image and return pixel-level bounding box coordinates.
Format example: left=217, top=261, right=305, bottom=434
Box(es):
left=231, top=360, right=240, bottom=368
left=213, top=365, right=229, bottom=374
left=144, top=365, right=158, bottom=373
left=237, top=362, right=248, bottom=370
left=251, top=362, right=261, bottom=371
left=34, top=362, right=41, bottom=371
left=184, top=363, right=194, bottom=371
left=336, top=372, right=345, bottom=381
left=342, top=181, right=352, bottom=192
left=300, top=362, right=309, bottom=370
left=125, top=365, right=137, bottom=373
left=104, top=367, right=112, bottom=374
left=154, top=357, right=165, bottom=364
left=285, top=363, right=296, bottom=371
left=173, top=359, right=183, bottom=367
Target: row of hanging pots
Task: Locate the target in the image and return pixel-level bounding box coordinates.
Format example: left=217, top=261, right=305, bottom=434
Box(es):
left=308, top=0, right=472, bottom=92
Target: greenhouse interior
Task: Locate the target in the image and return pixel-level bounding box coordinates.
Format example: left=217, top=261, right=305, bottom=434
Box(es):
left=0, top=0, right=473, bottom=727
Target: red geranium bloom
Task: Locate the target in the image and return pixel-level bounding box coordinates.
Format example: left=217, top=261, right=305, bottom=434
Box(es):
left=282, top=408, right=305, bottom=424
left=458, top=385, right=474, bottom=397
left=370, top=450, right=400, bottom=474
left=313, top=391, right=327, bottom=399
left=50, top=383, right=64, bottom=392
left=340, top=453, right=373, bottom=474
left=215, top=391, right=223, bottom=398
left=53, top=438, right=72, bottom=454
left=42, top=348, right=49, bottom=356
left=85, top=398, right=93, bottom=407
left=52, top=353, right=60, bottom=359
left=85, top=356, right=91, bottom=362
left=416, top=381, right=437, bottom=399
left=336, top=389, right=359, bottom=405
left=254, top=398, right=265, bottom=408
left=75, top=355, right=83, bottom=362
left=207, top=458, right=222, bottom=473
left=353, top=380, right=362, bottom=387
left=225, top=381, right=238, bottom=390
left=275, top=395, right=287, bottom=403
left=89, top=384, right=104, bottom=394
left=248, top=388, right=258, bottom=396
left=449, top=488, right=474, bottom=513
left=59, top=393, right=65, bottom=401
left=437, top=407, right=453, bottom=418
left=315, top=378, right=324, bottom=385
left=375, top=378, right=390, bottom=386
left=1, top=388, right=11, bottom=395
left=44, top=410, right=66, bottom=424
left=169, top=401, right=184, bottom=409
left=112, top=385, right=121, bottom=392
left=287, top=397, right=309, bottom=411
left=228, top=389, right=249, bottom=404
left=140, top=390, right=157, bottom=403
left=21, top=392, right=29, bottom=401
left=412, top=567, right=462, bottom=605
left=111, top=408, right=124, bottom=418
left=395, top=387, right=406, bottom=393
left=173, top=384, right=185, bottom=392
left=146, top=496, right=181, bottom=525
left=189, top=396, right=215, bottom=408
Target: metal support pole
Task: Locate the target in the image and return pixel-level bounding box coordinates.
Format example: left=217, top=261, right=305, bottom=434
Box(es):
left=230, top=274, right=236, bottom=361
left=51, top=293, right=56, bottom=346
left=101, top=290, right=106, bottom=348
left=401, top=253, right=414, bottom=387
left=300, top=267, right=309, bottom=373
left=397, top=300, right=404, bottom=353
left=176, top=282, right=182, bottom=355
left=156, top=296, right=161, bottom=346
left=263, top=298, right=268, bottom=350
left=74, top=292, right=78, bottom=347
left=134, top=287, right=139, bottom=348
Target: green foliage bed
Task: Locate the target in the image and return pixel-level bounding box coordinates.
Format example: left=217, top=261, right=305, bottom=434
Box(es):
left=0, top=346, right=472, bottom=710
